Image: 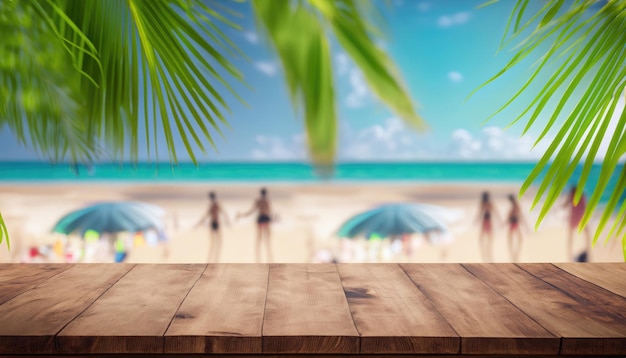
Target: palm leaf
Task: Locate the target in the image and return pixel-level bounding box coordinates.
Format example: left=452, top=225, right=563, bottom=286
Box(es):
left=3, top=0, right=246, bottom=163
left=0, top=0, right=96, bottom=162
left=60, top=0, right=246, bottom=163
left=0, top=213, right=8, bottom=250
left=253, top=0, right=424, bottom=165
left=477, top=0, right=626, bottom=249
left=252, top=0, right=336, bottom=165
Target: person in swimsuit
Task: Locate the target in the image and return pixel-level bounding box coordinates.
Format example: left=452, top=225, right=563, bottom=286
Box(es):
left=195, top=191, right=229, bottom=262
left=476, top=191, right=498, bottom=262
left=238, top=187, right=274, bottom=263
left=506, top=194, right=527, bottom=262
left=563, top=186, right=591, bottom=261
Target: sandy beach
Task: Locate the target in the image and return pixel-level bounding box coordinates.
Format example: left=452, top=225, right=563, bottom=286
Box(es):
left=0, top=182, right=622, bottom=264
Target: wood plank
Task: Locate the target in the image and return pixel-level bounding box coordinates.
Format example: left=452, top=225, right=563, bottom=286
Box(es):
left=164, top=264, right=269, bottom=353
left=56, top=264, right=205, bottom=354
left=262, top=264, right=359, bottom=354
left=465, top=263, right=626, bottom=356
left=518, top=263, right=626, bottom=355
left=0, top=264, right=70, bottom=304
left=0, top=264, right=133, bottom=354
left=555, top=263, right=626, bottom=298
left=401, top=264, right=558, bottom=355
left=337, top=264, right=459, bottom=354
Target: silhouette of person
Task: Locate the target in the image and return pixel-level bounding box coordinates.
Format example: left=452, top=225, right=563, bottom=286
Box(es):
left=476, top=191, right=498, bottom=262
left=564, top=186, right=591, bottom=261
left=506, top=194, right=528, bottom=262
left=195, top=191, right=229, bottom=262
left=238, top=187, right=274, bottom=263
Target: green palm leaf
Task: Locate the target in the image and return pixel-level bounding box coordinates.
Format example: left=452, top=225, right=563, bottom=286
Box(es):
left=253, top=0, right=424, bottom=166
left=477, top=0, right=626, bottom=258
left=0, top=212, right=8, bottom=251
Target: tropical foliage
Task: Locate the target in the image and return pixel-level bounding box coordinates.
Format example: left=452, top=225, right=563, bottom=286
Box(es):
left=475, top=0, right=625, bottom=254
left=0, top=0, right=421, bottom=247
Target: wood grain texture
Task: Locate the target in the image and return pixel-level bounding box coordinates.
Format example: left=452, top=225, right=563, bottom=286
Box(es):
left=401, top=264, right=558, bottom=355
left=1, top=263, right=624, bottom=357
left=518, top=263, right=626, bottom=355
left=164, top=264, right=269, bottom=353
left=0, top=264, right=69, bottom=304
left=56, top=264, right=205, bottom=354
left=262, top=264, right=359, bottom=354
left=555, top=263, right=626, bottom=298
left=337, top=264, right=459, bottom=354
left=465, top=263, right=626, bottom=356
left=0, top=264, right=133, bottom=354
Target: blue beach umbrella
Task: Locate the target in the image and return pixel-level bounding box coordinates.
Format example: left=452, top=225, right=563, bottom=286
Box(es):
left=52, top=201, right=165, bottom=237
left=337, top=203, right=448, bottom=239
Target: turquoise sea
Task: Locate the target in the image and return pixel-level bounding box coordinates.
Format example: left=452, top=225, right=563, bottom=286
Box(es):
left=0, top=161, right=622, bottom=205
left=0, top=161, right=541, bottom=182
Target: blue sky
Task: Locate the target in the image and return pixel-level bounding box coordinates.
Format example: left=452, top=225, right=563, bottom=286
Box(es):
left=1, top=0, right=618, bottom=162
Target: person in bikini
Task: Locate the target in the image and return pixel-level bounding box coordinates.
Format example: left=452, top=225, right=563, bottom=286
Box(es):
left=196, top=191, right=229, bottom=262
left=238, top=187, right=274, bottom=263
left=476, top=191, right=499, bottom=262
left=506, top=194, right=528, bottom=262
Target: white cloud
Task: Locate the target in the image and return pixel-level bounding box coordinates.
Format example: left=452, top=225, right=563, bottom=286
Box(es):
left=346, top=69, right=369, bottom=108
left=244, top=31, right=259, bottom=44
left=417, top=2, right=431, bottom=12
left=255, top=61, right=277, bottom=76
left=448, top=126, right=547, bottom=160
left=251, top=134, right=306, bottom=160
left=437, top=12, right=471, bottom=28
left=336, top=52, right=371, bottom=109
left=335, top=53, right=350, bottom=76
left=341, top=118, right=422, bottom=160
left=448, top=71, right=463, bottom=83
left=450, top=129, right=482, bottom=158
left=339, top=119, right=554, bottom=161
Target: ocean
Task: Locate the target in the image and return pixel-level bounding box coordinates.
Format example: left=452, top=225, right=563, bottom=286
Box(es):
left=0, top=161, right=541, bottom=183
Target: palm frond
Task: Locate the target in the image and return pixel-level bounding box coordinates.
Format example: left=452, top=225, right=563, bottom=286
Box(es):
left=477, top=0, right=626, bottom=255
left=0, top=213, right=8, bottom=250
left=252, top=0, right=336, bottom=165
left=313, top=0, right=425, bottom=129
left=3, top=0, right=245, bottom=164
left=253, top=0, right=424, bottom=165
left=0, top=0, right=96, bottom=162
left=59, top=0, right=246, bottom=163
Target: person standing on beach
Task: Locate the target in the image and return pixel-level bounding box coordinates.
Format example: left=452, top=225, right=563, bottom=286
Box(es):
left=476, top=191, right=498, bottom=262
left=195, top=191, right=229, bottom=262
left=564, top=186, right=591, bottom=262
left=506, top=194, right=528, bottom=262
left=238, top=187, right=274, bottom=263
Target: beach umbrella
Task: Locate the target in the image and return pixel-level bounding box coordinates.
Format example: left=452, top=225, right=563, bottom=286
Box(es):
left=337, top=203, right=449, bottom=239
left=52, top=201, right=166, bottom=237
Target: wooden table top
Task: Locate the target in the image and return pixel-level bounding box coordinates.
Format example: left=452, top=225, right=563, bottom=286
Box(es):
left=0, top=263, right=625, bottom=357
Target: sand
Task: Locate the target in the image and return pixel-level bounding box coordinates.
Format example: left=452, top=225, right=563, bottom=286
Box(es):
left=0, top=182, right=622, bottom=264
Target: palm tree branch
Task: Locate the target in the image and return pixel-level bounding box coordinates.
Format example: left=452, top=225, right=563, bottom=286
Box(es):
left=482, top=0, right=626, bottom=251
